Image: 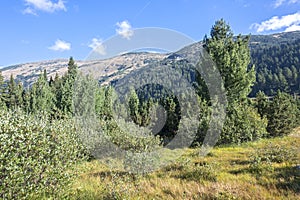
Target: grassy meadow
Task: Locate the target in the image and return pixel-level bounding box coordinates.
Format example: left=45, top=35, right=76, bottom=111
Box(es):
left=62, top=127, right=300, bottom=200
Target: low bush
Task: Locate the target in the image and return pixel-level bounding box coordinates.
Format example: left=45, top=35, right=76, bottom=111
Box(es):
left=0, top=110, right=86, bottom=199
left=249, top=142, right=298, bottom=175
left=219, top=102, right=268, bottom=145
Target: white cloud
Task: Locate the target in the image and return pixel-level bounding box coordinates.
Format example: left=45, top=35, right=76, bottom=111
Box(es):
left=23, top=0, right=66, bottom=14
left=274, top=0, right=286, bottom=7
left=251, top=12, right=300, bottom=32
left=284, top=24, right=300, bottom=32
left=49, top=39, right=71, bottom=51
left=274, top=0, right=300, bottom=8
left=22, top=7, right=38, bottom=15
left=88, top=38, right=106, bottom=55
left=116, top=20, right=134, bottom=40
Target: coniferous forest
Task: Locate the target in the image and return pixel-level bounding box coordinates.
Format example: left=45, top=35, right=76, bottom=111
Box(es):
left=250, top=34, right=300, bottom=96
left=0, top=20, right=300, bottom=199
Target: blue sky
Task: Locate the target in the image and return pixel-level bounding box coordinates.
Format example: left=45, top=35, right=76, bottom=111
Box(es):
left=0, top=0, right=300, bottom=67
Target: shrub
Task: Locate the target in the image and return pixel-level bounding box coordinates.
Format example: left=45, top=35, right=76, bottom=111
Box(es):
left=249, top=142, right=298, bottom=175
left=176, top=162, right=218, bottom=182
left=267, top=91, right=298, bottom=137
left=0, top=110, right=86, bottom=199
left=219, top=102, right=268, bottom=145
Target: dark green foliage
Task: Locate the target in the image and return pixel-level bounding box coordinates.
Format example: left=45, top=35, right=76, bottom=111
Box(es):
left=6, top=75, right=17, bottom=109
left=254, top=91, right=269, bottom=118
left=33, top=71, right=55, bottom=114
left=159, top=96, right=181, bottom=141
left=129, top=89, right=141, bottom=124
left=51, top=57, right=79, bottom=116
left=219, top=102, right=268, bottom=144
left=266, top=91, right=298, bottom=137
left=250, top=35, right=300, bottom=96
left=204, top=19, right=265, bottom=144
left=0, top=70, right=6, bottom=109
left=204, top=19, right=255, bottom=103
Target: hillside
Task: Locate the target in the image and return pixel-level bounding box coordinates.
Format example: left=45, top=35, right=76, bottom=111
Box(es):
left=1, top=53, right=166, bottom=87
left=249, top=31, right=300, bottom=96
left=1, top=31, right=300, bottom=96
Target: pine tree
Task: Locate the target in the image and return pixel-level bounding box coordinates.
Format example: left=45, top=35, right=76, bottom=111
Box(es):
left=59, top=57, right=79, bottom=115
left=30, top=84, right=37, bottom=113
left=267, top=91, right=298, bottom=137
left=204, top=19, right=255, bottom=103
left=255, top=91, right=269, bottom=118
left=204, top=19, right=265, bottom=144
left=0, top=70, right=6, bottom=109
left=15, top=82, right=24, bottom=108
left=67, top=57, right=78, bottom=82
left=129, top=89, right=141, bottom=124
left=22, top=89, right=31, bottom=113
left=7, top=74, right=17, bottom=109
left=34, top=71, right=55, bottom=113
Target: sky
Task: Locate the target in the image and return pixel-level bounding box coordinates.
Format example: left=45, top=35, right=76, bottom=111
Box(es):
left=0, top=0, right=300, bottom=67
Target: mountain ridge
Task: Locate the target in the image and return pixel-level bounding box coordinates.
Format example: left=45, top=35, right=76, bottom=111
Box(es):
left=1, top=31, right=300, bottom=92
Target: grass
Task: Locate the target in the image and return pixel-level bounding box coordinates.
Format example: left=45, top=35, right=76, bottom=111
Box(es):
left=65, top=127, right=300, bottom=199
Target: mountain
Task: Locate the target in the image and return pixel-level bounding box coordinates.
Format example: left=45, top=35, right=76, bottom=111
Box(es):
left=249, top=31, right=300, bottom=96
left=1, top=53, right=166, bottom=87
left=1, top=31, right=300, bottom=95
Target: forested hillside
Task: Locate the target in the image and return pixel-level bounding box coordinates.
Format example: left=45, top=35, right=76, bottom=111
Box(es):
left=1, top=31, right=299, bottom=99
left=249, top=31, right=300, bottom=96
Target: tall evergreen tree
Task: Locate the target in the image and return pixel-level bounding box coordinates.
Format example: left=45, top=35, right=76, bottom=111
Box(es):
left=255, top=91, right=269, bottom=118
left=0, top=70, right=6, bottom=109
left=204, top=19, right=255, bottom=103
left=204, top=19, right=266, bottom=144
left=34, top=71, right=55, bottom=113
left=129, top=89, right=141, bottom=125
left=267, top=91, right=298, bottom=137
left=15, top=82, right=24, bottom=108
left=7, top=74, right=17, bottom=109
left=56, top=57, right=79, bottom=115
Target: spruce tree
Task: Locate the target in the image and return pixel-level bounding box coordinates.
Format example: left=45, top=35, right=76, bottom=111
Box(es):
left=0, top=70, right=6, bottom=109
left=15, top=82, right=24, bottom=108
left=204, top=19, right=255, bottom=103
left=129, top=89, right=141, bottom=125
left=35, top=71, right=55, bottom=114
left=7, top=74, right=17, bottom=109
left=267, top=91, right=298, bottom=137
left=255, top=91, right=269, bottom=118
left=204, top=19, right=265, bottom=144
left=60, top=57, right=79, bottom=115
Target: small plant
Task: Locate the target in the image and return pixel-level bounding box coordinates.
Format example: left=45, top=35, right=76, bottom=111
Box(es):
left=249, top=142, right=298, bottom=175
left=176, top=162, right=218, bottom=182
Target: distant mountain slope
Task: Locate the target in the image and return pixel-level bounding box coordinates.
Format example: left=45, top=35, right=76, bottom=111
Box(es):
left=249, top=31, right=300, bottom=49
left=1, top=31, right=300, bottom=96
left=249, top=31, right=300, bottom=96
left=1, top=53, right=166, bottom=87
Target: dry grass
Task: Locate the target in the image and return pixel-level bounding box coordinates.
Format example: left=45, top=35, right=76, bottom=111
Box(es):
left=66, top=128, right=300, bottom=199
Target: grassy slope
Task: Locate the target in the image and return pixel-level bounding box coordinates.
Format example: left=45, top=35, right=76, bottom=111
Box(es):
left=67, top=128, right=300, bottom=200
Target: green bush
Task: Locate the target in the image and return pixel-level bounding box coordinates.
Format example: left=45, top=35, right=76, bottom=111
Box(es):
left=267, top=92, right=298, bottom=137
left=249, top=142, right=298, bottom=175
left=176, top=162, right=218, bottom=182
left=219, top=102, right=268, bottom=145
left=0, top=110, right=86, bottom=199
